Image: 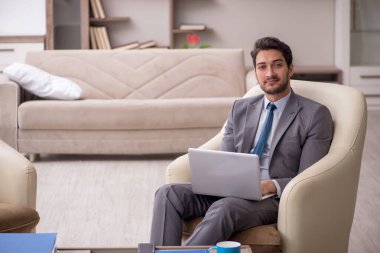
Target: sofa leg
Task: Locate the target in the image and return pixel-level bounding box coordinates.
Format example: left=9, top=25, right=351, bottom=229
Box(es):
left=27, top=153, right=39, bottom=162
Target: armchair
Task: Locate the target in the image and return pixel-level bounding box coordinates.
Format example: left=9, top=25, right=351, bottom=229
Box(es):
left=165, top=80, right=367, bottom=253
left=0, top=139, right=39, bottom=232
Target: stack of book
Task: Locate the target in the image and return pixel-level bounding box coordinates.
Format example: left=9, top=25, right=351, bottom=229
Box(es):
left=88, top=0, right=159, bottom=50
left=90, top=0, right=106, bottom=19
left=90, top=26, right=111, bottom=49
left=113, top=40, right=158, bottom=50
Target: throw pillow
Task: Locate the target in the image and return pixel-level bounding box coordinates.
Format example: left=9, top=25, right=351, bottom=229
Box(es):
left=3, top=62, right=82, bottom=100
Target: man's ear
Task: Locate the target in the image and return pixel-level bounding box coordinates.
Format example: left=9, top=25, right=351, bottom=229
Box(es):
left=288, top=64, right=294, bottom=78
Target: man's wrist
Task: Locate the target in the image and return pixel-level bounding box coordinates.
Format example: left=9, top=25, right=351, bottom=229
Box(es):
left=271, top=179, right=282, bottom=197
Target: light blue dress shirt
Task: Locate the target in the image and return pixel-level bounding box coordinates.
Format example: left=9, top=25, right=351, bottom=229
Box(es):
left=252, top=92, right=291, bottom=197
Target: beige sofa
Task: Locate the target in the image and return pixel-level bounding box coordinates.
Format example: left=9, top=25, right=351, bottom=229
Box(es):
left=0, top=49, right=246, bottom=156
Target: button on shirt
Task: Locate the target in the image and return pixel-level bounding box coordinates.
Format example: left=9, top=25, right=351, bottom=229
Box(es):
left=252, top=92, right=291, bottom=197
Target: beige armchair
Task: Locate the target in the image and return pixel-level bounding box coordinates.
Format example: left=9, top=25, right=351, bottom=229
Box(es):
left=0, top=139, right=39, bottom=232
left=165, top=80, right=367, bottom=253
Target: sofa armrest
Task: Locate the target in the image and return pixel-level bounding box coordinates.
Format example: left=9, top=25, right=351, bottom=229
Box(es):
left=0, top=74, right=20, bottom=149
left=0, top=139, right=37, bottom=209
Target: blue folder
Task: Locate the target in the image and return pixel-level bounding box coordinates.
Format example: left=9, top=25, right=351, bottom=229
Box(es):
left=0, top=233, right=57, bottom=253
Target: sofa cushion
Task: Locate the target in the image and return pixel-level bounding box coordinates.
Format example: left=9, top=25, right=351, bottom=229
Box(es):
left=18, top=97, right=236, bottom=130
left=3, top=63, right=82, bottom=100
left=0, top=203, right=40, bottom=233
left=25, top=49, right=246, bottom=99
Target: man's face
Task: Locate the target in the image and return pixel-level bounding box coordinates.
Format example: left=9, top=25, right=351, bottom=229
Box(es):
left=254, top=49, right=293, bottom=100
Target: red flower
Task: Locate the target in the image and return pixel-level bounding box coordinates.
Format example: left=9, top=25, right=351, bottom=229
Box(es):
left=186, top=33, right=200, bottom=46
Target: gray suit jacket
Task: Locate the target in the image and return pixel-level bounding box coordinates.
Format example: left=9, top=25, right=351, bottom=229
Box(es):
left=220, top=90, right=333, bottom=192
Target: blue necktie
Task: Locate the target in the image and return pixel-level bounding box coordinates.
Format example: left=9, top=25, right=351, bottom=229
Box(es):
left=251, top=103, right=277, bottom=157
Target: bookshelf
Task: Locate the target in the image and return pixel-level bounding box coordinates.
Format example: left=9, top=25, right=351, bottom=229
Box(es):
left=46, top=0, right=170, bottom=50
left=46, top=0, right=132, bottom=50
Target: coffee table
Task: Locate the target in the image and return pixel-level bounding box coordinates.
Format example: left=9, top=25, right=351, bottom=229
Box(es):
left=57, top=245, right=252, bottom=253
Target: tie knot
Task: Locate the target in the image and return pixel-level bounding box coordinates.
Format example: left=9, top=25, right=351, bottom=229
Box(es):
left=267, top=103, right=277, bottom=112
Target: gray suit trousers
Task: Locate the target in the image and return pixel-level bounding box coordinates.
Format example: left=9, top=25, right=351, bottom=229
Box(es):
left=150, top=183, right=279, bottom=246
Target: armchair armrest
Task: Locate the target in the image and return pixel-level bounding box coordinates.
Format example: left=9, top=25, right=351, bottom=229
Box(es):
left=278, top=146, right=364, bottom=253
left=0, top=139, right=37, bottom=209
left=0, top=74, right=20, bottom=149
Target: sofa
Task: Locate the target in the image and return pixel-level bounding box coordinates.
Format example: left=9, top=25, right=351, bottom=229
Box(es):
left=0, top=49, right=247, bottom=156
left=0, top=139, right=39, bottom=232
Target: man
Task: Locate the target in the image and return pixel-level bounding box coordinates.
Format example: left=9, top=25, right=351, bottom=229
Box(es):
left=150, top=37, right=333, bottom=246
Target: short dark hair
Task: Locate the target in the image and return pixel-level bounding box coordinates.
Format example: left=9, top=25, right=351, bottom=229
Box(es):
left=250, top=37, right=293, bottom=68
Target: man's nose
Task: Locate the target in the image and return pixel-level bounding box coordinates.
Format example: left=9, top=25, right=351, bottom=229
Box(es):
left=266, top=65, right=275, bottom=76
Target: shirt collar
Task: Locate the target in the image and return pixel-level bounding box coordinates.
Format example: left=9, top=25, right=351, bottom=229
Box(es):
left=263, top=91, right=291, bottom=113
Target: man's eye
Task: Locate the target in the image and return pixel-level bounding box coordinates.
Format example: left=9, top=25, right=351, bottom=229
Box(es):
left=257, top=65, right=266, bottom=70
left=274, top=63, right=283, bottom=68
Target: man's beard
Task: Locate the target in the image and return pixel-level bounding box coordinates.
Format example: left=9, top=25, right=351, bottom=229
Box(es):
left=261, top=79, right=289, bottom=95
left=259, top=74, right=290, bottom=95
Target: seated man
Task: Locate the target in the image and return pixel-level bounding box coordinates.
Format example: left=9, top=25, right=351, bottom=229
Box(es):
left=149, top=37, right=333, bottom=246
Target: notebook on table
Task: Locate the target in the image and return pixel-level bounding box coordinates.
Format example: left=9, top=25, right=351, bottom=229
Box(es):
left=188, top=148, right=275, bottom=201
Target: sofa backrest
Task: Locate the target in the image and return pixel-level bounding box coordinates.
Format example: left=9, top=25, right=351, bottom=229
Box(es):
left=25, top=49, right=246, bottom=99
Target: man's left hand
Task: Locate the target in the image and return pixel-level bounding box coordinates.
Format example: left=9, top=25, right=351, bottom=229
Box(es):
left=261, top=180, right=276, bottom=196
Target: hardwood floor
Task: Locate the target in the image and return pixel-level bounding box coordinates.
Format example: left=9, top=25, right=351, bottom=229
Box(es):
left=34, top=110, right=380, bottom=252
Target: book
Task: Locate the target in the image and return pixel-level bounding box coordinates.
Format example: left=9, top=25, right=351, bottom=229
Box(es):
left=93, top=27, right=105, bottom=49
left=100, top=26, right=111, bottom=49
left=89, top=26, right=98, bottom=49
left=179, top=24, right=207, bottom=31
left=90, top=0, right=100, bottom=18
left=92, top=26, right=110, bottom=49
left=113, top=41, right=140, bottom=50
left=138, top=40, right=157, bottom=49
left=0, top=233, right=57, bottom=253
left=95, top=0, right=106, bottom=19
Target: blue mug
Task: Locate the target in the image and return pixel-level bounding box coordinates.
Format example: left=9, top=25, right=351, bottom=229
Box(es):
left=208, top=241, right=241, bottom=253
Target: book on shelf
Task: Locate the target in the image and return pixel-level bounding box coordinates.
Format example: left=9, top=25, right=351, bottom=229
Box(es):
left=113, top=41, right=140, bottom=50
left=89, top=26, right=98, bottom=49
left=0, top=233, right=57, bottom=253
left=90, top=0, right=100, bottom=18
left=90, top=26, right=111, bottom=50
left=91, top=26, right=103, bottom=49
left=95, top=0, right=106, bottom=19
left=179, top=24, right=207, bottom=31
left=100, top=26, right=111, bottom=49
left=139, top=40, right=157, bottom=49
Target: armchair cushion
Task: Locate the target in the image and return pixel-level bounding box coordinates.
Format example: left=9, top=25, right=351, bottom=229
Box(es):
left=0, top=203, right=40, bottom=233
left=183, top=217, right=281, bottom=252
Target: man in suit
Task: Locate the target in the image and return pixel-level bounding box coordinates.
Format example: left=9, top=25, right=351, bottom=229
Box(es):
left=150, top=37, right=333, bottom=246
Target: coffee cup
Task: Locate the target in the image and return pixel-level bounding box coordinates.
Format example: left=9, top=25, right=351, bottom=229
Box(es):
left=208, top=241, right=241, bottom=253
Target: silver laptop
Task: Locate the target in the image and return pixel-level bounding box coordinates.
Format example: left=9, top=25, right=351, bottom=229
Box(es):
left=188, top=148, right=274, bottom=201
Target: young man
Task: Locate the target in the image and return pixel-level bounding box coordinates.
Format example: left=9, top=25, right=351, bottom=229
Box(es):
left=150, top=37, right=333, bottom=246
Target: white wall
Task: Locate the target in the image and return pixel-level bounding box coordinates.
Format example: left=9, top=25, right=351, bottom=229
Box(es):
left=0, top=0, right=46, bottom=35
left=174, top=0, right=335, bottom=68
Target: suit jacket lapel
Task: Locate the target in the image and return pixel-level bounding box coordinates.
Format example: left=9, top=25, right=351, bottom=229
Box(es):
left=241, top=96, right=264, bottom=153
left=269, top=92, right=302, bottom=160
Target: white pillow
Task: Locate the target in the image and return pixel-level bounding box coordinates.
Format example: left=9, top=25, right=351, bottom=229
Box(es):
left=3, top=62, right=82, bottom=100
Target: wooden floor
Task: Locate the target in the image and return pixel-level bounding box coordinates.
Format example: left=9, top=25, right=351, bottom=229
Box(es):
left=34, top=110, right=380, bottom=252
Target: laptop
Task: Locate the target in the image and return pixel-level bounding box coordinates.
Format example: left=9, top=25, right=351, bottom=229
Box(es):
left=188, top=148, right=275, bottom=201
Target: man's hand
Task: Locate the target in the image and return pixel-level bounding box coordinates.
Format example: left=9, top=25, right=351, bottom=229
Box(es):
left=261, top=180, right=276, bottom=196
